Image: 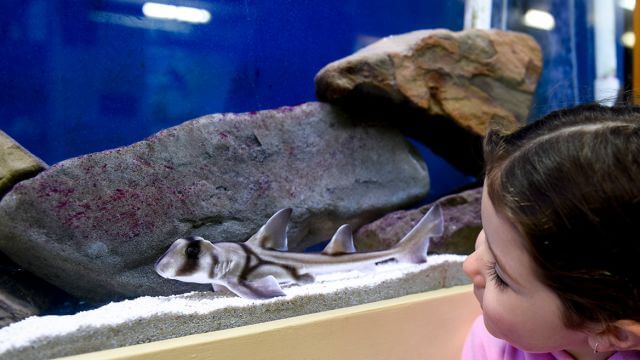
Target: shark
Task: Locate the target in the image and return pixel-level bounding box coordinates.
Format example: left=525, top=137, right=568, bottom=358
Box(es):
left=154, top=204, right=443, bottom=300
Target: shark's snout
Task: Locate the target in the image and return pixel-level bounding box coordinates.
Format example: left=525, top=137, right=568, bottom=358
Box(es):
left=154, top=240, right=184, bottom=278
left=154, top=256, right=169, bottom=278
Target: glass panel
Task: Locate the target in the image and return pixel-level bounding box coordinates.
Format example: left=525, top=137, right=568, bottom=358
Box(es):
left=1, top=0, right=466, bottom=164
left=492, top=0, right=627, bottom=120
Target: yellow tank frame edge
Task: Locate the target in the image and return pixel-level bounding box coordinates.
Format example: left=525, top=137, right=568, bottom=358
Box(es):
left=58, top=284, right=480, bottom=360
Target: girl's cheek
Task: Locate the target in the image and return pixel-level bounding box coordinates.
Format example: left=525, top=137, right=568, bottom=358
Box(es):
left=480, top=291, right=505, bottom=338
left=481, top=290, right=522, bottom=344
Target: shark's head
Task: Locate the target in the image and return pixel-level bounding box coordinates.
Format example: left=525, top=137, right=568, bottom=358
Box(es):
left=155, top=236, right=220, bottom=284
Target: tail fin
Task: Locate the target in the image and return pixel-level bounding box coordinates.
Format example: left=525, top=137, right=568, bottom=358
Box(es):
left=394, top=204, right=444, bottom=264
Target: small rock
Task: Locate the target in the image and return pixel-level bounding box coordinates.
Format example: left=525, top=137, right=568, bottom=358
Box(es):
left=0, top=130, right=47, bottom=198
left=315, top=29, right=542, bottom=175
left=355, top=187, right=482, bottom=255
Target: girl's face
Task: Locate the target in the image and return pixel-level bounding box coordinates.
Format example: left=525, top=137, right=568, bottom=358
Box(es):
left=463, top=185, right=590, bottom=354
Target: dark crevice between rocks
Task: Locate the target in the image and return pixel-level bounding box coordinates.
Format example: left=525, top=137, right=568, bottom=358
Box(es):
left=0, top=169, right=44, bottom=200
left=447, top=178, right=484, bottom=196
left=321, top=90, right=486, bottom=177
left=0, top=251, right=92, bottom=327
left=178, top=215, right=244, bottom=230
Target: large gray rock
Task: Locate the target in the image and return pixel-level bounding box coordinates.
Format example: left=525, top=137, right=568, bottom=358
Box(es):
left=0, top=132, right=61, bottom=328
left=355, top=187, right=482, bottom=255
left=315, top=29, right=542, bottom=175
left=0, top=102, right=429, bottom=303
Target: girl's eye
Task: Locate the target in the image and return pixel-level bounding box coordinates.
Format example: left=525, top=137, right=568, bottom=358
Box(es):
left=486, top=261, right=509, bottom=290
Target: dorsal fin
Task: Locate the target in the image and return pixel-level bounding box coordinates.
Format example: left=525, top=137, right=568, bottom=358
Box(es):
left=247, top=208, right=291, bottom=251
left=394, top=203, right=444, bottom=263
left=322, top=224, right=356, bottom=255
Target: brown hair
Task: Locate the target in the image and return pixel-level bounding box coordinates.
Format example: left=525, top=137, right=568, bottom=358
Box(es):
left=484, top=104, right=640, bottom=329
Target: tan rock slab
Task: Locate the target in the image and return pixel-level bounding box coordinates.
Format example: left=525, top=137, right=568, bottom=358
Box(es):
left=315, top=29, right=542, bottom=174
left=0, top=130, right=47, bottom=198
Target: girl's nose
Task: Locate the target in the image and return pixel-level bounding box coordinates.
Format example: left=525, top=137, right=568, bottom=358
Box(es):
left=463, top=251, right=486, bottom=288
left=463, top=234, right=486, bottom=288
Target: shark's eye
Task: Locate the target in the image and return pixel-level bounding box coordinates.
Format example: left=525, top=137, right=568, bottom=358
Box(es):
left=185, top=242, right=201, bottom=259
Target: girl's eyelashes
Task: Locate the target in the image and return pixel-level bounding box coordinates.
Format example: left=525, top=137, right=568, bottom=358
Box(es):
left=486, top=261, right=509, bottom=290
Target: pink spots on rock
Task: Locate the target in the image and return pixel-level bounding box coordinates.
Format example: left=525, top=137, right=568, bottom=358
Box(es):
left=79, top=202, right=92, bottom=210
left=56, top=188, right=74, bottom=196
left=60, top=187, right=160, bottom=238
left=110, top=188, right=127, bottom=202
left=135, top=156, right=153, bottom=168
left=276, top=106, right=295, bottom=113
left=251, top=176, right=272, bottom=195
left=171, top=188, right=187, bottom=202
left=55, top=200, right=69, bottom=209
left=62, top=211, right=86, bottom=227
left=38, top=183, right=76, bottom=199
left=218, top=131, right=229, bottom=140
left=286, top=146, right=296, bottom=157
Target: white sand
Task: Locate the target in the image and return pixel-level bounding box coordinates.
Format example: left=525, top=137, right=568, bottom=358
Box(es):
left=0, top=254, right=468, bottom=360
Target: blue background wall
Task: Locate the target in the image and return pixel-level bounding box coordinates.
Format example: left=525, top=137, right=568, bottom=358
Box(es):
left=0, top=0, right=627, bottom=202
left=497, top=0, right=626, bottom=120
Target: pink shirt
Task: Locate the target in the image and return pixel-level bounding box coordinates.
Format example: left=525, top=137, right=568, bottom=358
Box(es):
left=462, top=316, right=640, bottom=360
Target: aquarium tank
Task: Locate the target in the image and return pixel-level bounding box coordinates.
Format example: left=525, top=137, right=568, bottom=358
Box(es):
left=0, top=0, right=633, bottom=358
left=0, top=0, right=630, bottom=199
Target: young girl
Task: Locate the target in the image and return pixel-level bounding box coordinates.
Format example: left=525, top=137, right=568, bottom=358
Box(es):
left=462, top=104, right=640, bottom=360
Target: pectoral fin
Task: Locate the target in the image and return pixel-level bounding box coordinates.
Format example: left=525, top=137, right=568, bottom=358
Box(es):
left=212, top=283, right=224, bottom=292
left=322, top=224, right=356, bottom=255
left=212, top=283, right=234, bottom=296
left=221, top=276, right=286, bottom=300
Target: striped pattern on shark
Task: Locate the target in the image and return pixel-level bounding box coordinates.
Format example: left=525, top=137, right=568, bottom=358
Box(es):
left=154, top=204, right=443, bottom=300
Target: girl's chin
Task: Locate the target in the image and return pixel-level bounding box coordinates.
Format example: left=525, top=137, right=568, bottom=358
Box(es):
left=482, top=318, right=543, bottom=353
left=483, top=316, right=505, bottom=341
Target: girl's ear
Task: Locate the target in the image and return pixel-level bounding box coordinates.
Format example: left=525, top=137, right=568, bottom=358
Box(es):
left=589, top=320, right=640, bottom=352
